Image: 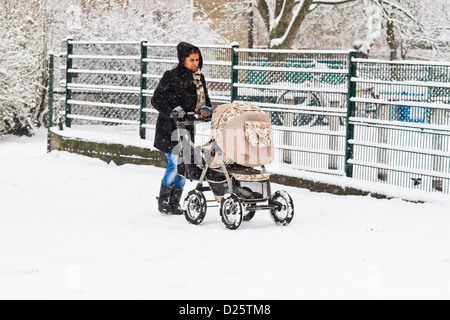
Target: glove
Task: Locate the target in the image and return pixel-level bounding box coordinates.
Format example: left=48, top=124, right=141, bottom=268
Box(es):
left=200, top=106, right=212, bottom=118
left=171, top=106, right=186, bottom=119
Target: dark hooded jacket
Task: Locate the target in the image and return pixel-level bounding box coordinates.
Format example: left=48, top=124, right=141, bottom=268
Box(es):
left=151, top=42, right=212, bottom=154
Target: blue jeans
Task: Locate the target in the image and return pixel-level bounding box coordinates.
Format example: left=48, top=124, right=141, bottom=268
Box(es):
left=162, top=153, right=186, bottom=189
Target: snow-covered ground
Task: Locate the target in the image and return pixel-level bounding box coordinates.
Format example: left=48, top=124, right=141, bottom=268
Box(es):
left=1, top=130, right=450, bottom=300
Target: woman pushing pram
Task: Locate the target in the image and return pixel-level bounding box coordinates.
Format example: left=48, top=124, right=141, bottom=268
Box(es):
left=152, top=42, right=294, bottom=230
left=151, top=42, right=212, bottom=215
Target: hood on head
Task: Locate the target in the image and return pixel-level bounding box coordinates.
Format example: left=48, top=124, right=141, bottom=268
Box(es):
left=177, top=42, right=203, bottom=70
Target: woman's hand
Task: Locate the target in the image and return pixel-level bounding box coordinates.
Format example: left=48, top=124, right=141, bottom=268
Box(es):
left=171, top=106, right=186, bottom=120
left=200, top=106, right=212, bottom=118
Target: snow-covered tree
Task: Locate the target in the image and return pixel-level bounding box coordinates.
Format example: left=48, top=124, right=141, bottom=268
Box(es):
left=252, top=0, right=449, bottom=60
left=376, top=0, right=449, bottom=61
left=0, top=0, right=49, bottom=136
left=253, top=0, right=449, bottom=60
left=256, top=0, right=358, bottom=49
left=59, top=0, right=224, bottom=44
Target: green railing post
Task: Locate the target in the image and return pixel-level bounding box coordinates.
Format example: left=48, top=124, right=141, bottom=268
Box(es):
left=139, top=39, right=148, bottom=140
left=345, top=50, right=358, bottom=178
left=47, top=52, right=54, bottom=153
left=65, top=37, right=74, bottom=128
left=231, top=42, right=240, bottom=102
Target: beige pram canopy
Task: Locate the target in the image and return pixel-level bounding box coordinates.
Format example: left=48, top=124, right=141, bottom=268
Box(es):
left=209, top=102, right=275, bottom=169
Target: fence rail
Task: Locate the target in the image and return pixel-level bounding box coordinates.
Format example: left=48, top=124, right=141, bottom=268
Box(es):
left=48, top=39, right=450, bottom=195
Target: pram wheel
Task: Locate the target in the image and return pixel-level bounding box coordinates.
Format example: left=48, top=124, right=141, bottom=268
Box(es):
left=220, top=194, right=244, bottom=230
left=243, top=205, right=256, bottom=222
left=270, top=191, right=294, bottom=226
left=184, top=190, right=207, bottom=225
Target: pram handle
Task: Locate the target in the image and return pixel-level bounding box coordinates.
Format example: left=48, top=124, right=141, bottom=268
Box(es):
left=176, top=112, right=211, bottom=127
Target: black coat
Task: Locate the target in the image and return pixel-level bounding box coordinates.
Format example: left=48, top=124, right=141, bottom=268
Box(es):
left=151, top=42, right=212, bottom=154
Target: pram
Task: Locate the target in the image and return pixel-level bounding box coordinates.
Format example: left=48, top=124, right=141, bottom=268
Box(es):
left=177, top=101, right=294, bottom=230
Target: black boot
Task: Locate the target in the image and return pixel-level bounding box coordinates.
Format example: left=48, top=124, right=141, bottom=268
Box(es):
left=158, top=181, right=173, bottom=215
left=169, top=187, right=186, bottom=215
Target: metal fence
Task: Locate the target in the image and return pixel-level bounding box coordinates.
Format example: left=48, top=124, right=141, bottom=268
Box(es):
left=62, top=40, right=142, bottom=136
left=49, top=39, right=450, bottom=194
left=348, top=59, right=450, bottom=193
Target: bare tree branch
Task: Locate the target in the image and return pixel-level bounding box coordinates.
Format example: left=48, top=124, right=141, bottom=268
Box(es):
left=255, top=0, right=361, bottom=48
left=257, top=0, right=271, bottom=32
left=312, top=0, right=356, bottom=5
left=375, top=0, right=418, bottom=23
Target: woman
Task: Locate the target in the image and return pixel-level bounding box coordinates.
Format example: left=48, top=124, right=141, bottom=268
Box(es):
left=152, top=42, right=212, bottom=215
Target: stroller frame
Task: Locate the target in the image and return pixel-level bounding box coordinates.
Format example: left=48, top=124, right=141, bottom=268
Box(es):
left=177, top=115, right=294, bottom=230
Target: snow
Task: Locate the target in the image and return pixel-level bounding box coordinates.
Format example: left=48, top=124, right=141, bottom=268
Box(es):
left=349, top=116, right=450, bottom=133
left=1, top=130, right=450, bottom=300
left=69, top=55, right=141, bottom=60
left=352, top=58, right=450, bottom=68
left=50, top=127, right=154, bottom=149
left=69, top=41, right=142, bottom=45
left=268, top=161, right=450, bottom=203
left=66, top=115, right=140, bottom=126
left=234, top=83, right=348, bottom=94
left=234, top=65, right=348, bottom=74
left=145, top=43, right=233, bottom=50
left=235, top=48, right=350, bottom=55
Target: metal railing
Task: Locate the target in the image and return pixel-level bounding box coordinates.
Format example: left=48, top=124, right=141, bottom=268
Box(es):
left=48, top=39, right=450, bottom=194
left=63, top=39, right=142, bottom=137
left=347, top=59, right=450, bottom=193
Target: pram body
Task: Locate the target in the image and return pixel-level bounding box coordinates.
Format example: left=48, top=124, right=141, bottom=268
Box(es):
left=178, top=102, right=294, bottom=230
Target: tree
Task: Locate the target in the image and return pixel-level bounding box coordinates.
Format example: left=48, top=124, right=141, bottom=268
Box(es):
left=255, top=0, right=449, bottom=60
left=352, top=0, right=383, bottom=58
left=0, top=0, right=49, bottom=136
left=256, top=0, right=357, bottom=49
left=376, top=0, right=449, bottom=61
left=350, top=0, right=449, bottom=60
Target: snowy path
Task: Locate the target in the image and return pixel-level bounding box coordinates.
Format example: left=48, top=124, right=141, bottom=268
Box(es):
left=1, top=132, right=450, bottom=299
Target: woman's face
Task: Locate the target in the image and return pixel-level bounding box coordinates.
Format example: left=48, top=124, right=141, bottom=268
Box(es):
left=184, top=53, right=200, bottom=72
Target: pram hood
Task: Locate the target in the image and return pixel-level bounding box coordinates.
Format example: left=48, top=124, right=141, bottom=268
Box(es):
left=210, top=102, right=275, bottom=168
